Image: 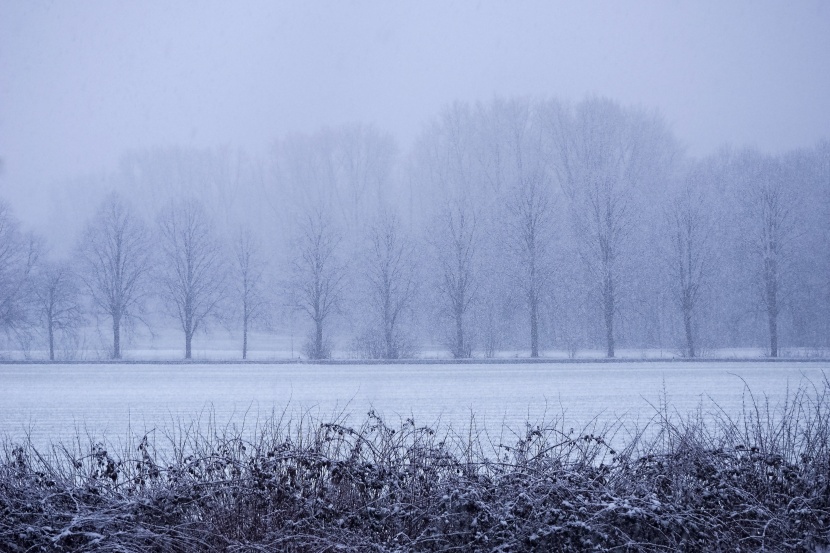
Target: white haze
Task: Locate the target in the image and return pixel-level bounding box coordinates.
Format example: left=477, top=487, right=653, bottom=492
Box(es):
left=1, top=0, right=829, bottom=232
left=0, top=1, right=828, bottom=362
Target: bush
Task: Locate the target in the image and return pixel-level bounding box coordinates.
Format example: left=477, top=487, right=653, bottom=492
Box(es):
left=351, top=327, right=417, bottom=360
left=2, top=378, right=829, bottom=551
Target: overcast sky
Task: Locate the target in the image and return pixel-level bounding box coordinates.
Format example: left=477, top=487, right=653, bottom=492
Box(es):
left=1, top=0, right=828, bottom=226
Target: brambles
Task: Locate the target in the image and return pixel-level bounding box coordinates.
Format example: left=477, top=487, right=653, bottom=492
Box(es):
left=2, top=379, right=829, bottom=551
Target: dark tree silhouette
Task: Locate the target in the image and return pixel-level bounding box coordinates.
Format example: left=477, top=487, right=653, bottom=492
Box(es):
left=666, top=174, right=712, bottom=358
left=0, top=203, right=39, bottom=335
left=433, top=200, right=478, bottom=358
left=158, top=199, right=227, bottom=360
left=363, top=212, right=417, bottom=359
left=34, top=261, right=83, bottom=361
left=233, top=227, right=269, bottom=360
left=552, top=98, right=678, bottom=357
left=292, top=208, right=345, bottom=360
left=749, top=158, right=793, bottom=358
left=78, top=193, right=151, bottom=359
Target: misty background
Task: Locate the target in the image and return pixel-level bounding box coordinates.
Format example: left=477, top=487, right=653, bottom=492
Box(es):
left=0, top=1, right=828, bottom=360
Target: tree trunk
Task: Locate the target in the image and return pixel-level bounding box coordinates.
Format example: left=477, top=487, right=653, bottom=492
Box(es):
left=242, top=315, right=248, bottom=360
left=455, top=306, right=465, bottom=358
left=604, top=273, right=615, bottom=358
left=315, top=319, right=324, bottom=359
left=48, top=319, right=55, bottom=362
left=766, top=256, right=779, bottom=358
left=530, top=293, right=539, bottom=358
left=683, top=307, right=696, bottom=358
left=184, top=304, right=193, bottom=359
left=112, top=316, right=121, bottom=359
left=385, top=326, right=395, bottom=360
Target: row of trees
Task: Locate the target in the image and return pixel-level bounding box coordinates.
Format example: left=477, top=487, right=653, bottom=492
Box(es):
left=0, top=197, right=224, bottom=360
left=406, top=98, right=828, bottom=359
left=1, top=96, right=828, bottom=360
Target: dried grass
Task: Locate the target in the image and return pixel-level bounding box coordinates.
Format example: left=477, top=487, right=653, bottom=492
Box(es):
left=2, top=377, right=829, bottom=551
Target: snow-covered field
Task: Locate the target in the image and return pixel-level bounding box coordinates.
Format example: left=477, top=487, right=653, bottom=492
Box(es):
left=1, top=361, right=827, bottom=447
left=3, top=326, right=829, bottom=362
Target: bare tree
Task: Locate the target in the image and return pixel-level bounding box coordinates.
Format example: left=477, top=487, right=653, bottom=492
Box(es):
left=506, top=177, right=554, bottom=358
left=744, top=156, right=795, bottom=358
left=362, top=211, right=418, bottom=359
left=78, top=193, right=151, bottom=359
left=234, top=227, right=269, bottom=360
left=34, top=261, right=84, bottom=361
left=485, top=99, right=555, bottom=358
left=551, top=97, right=678, bottom=357
left=158, top=199, right=227, bottom=360
left=666, top=172, right=712, bottom=358
left=410, top=102, right=488, bottom=358
left=292, top=208, right=345, bottom=360
left=820, top=141, right=830, bottom=346
left=332, top=125, right=398, bottom=232
left=269, top=125, right=398, bottom=237
left=0, top=203, right=39, bottom=335
left=561, top=109, right=629, bottom=358
left=432, top=200, right=478, bottom=358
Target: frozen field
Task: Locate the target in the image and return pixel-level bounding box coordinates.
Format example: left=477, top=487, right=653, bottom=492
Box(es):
left=1, top=361, right=828, bottom=447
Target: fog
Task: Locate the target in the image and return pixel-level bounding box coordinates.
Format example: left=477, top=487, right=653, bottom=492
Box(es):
left=3, top=1, right=829, bottom=222
left=0, top=1, right=828, bottom=360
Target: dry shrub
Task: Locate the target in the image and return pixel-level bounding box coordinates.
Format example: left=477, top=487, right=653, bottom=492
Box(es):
left=2, top=377, right=829, bottom=552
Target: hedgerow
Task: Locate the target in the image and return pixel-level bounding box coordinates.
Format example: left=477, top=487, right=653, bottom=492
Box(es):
left=2, top=378, right=829, bottom=552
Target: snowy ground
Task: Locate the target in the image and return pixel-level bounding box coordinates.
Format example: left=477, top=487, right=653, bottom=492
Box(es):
left=2, top=327, right=829, bottom=361
left=1, top=361, right=827, bottom=448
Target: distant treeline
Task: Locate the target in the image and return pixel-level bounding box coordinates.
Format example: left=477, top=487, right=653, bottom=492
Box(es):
left=1, top=96, right=828, bottom=360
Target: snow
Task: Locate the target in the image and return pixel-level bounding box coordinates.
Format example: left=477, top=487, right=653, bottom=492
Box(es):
left=1, top=361, right=827, bottom=447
